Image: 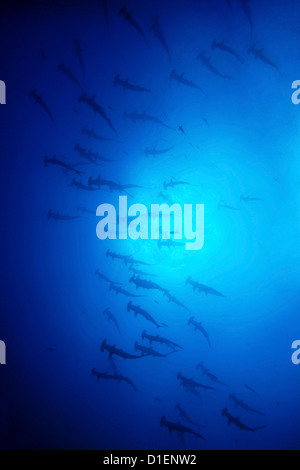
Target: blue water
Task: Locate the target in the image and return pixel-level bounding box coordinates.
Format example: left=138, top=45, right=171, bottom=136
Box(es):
left=0, top=0, right=300, bottom=450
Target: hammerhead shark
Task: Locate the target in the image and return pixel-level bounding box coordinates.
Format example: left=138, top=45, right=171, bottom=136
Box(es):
left=58, top=63, right=84, bottom=91
left=170, top=70, right=204, bottom=92
left=74, top=143, right=100, bottom=165
left=70, top=178, right=100, bottom=191
left=188, top=317, right=211, bottom=347
left=177, top=372, right=216, bottom=391
left=160, top=416, right=205, bottom=440
left=163, top=178, right=191, bottom=190
left=145, top=146, right=173, bottom=156
left=92, top=368, right=137, bottom=391
left=142, top=330, right=182, bottom=350
left=174, top=403, right=205, bottom=430
left=124, top=111, right=175, bottom=130
left=150, top=16, right=171, bottom=61
left=129, top=266, right=157, bottom=277
left=106, top=249, right=132, bottom=264
left=196, top=362, right=227, bottom=386
left=212, top=40, right=243, bottom=63
left=95, top=269, right=121, bottom=285
left=127, top=301, right=163, bottom=329
left=219, top=200, right=240, bottom=211
left=186, top=277, right=226, bottom=298
left=134, top=342, right=174, bottom=358
left=158, top=239, right=185, bottom=249
left=240, top=195, right=263, bottom=203
left=163, top=292, right=190, bottom=313
left=78, top=94, right=117, bottom=134
left=222, top=409, right=267, bottom=432
left=87, top=150, right=114, bottom=163
left=197, top=52, right=232, bottom=80
left=126, top=256, right=153, bottom=267
left=129, top=276, right=168, bottom=294
left=44, top=155, right=83, bottom=176
left=29, top=89, right=54, bottom=122
left=88, top=176, right=131, bottom=195
left=88, top=176, right=132, bottom=195
left=119, top=5, right=145, bottom=40
left=109, top=283, right=144, bottom=298
left=248, top=45, right=281, bottom=75
left=228, top=393, right=265, bottom=416
left=103, top=308, right=121, bottom=334
left=101, top=339, right=148, bottom=360
left=81, top=126, right=117, bottom=142
left=47, top=210, right=82, bottom=222
left=114, top=74, right=151, bottom=93
left=73, top=39, right=85, bottom=77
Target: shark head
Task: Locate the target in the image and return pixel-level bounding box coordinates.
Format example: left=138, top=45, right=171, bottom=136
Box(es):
left=118, top=5, right=126, bottom=16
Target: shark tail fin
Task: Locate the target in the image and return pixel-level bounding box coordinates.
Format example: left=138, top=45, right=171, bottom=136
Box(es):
left=44, top=156, right=48, bottom=166
left=253, top=426, right=267, bottom=432
left=127, top=301, right=132, bottom=312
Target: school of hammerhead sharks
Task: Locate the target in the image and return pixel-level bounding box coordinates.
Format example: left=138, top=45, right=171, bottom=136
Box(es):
left=29, top=0, right=290, bottom=445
